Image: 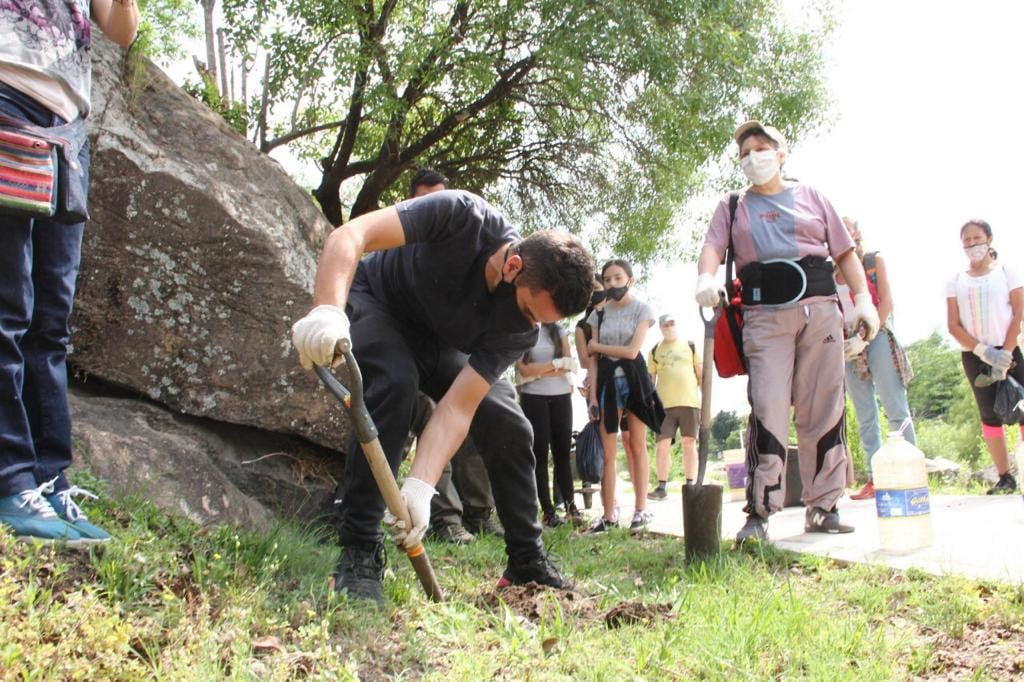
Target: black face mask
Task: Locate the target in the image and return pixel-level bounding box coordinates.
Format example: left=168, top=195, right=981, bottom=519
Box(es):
left=489, top=278, right=534, bottom=334
left=605, top=285, right=628, bottom=302
left=590, top=291, right=607, bottom=307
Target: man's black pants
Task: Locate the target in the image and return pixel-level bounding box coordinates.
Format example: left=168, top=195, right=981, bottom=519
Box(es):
left=337, top=283, right=543, bottom=560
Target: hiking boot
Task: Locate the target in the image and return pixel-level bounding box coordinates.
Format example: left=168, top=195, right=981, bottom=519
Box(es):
left=805, top=507, right=854, bottom=534
left=986, top=472, right=1018, bottom=495
left=735, top=514, right=767, bottom=545
left=428, top=522, right=476, bottom=545
left=0, top=480, right=84, bottom=545
left=333, top=542, right=386, bottom=606
left=850, top=480, right=876, bottom=501
left=647, top=487, right=668, bottom=501
left=629, top=510, right=652, bottom=534
left=585, top=516, right=617, bottom=534
left=542, top=510, right=564, bottom=528
left=464, top=508, right=504, bottom=538
left=46, top=485, right=111, bottom=543
left=495, top=552, right=571, bottom=590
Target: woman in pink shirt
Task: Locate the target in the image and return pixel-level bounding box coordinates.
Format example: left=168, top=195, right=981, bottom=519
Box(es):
left=694, top=121, right=879, bottom=544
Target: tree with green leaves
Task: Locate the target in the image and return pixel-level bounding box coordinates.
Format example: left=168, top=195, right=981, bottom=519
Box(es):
left=905, top=332, right=973, bottom=421
left=711, top=409, right=742, bottom=453
left=219, top=0, right=832, bottom=263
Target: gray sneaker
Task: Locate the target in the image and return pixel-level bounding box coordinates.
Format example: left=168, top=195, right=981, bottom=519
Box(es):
left=804, top=507, right=854, bottom=534
left=736, top=514, right=768, bottom=545
left=428, top=523, right=476, bottom=545
left=628, top=510, right=652, bottom=534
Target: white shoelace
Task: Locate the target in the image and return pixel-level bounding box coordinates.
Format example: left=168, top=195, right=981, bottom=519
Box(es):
left=54, top=485, right=99, bottom=522
left=17, top=479, right=59, bottom=519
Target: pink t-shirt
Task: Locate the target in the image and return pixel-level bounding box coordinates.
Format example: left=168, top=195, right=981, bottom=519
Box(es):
left=703, top=184, right=854, bottom=272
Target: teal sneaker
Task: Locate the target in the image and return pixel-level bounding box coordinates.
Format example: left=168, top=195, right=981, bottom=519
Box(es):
left=45, top=484, right=111, bottom=543
left=0, top=481, right=84, bottom=545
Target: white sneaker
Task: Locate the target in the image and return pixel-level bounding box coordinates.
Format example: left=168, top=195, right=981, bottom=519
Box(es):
left=629, top=510, right=652, bottom=533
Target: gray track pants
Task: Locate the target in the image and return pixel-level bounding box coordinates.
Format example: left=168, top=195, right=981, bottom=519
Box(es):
left=742, top=300, right=849, bottom=519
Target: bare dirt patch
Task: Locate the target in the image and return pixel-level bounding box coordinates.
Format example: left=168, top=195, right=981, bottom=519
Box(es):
left=918, top=619, right=1024, bottom=681
left=477, top=582, right=602, bottom=622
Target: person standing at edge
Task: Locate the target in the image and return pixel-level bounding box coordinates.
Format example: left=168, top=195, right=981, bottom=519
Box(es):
left=405, top=168, right=504, bottom=545
left=835, top=218, right=916, bottom=500
left=291, top=189, right=594, bottom=604
left=695, top=121, right=879, bottom=544
left=0, top=0, right=139, bottom=545
left=647, top=313, right=702, bottom=499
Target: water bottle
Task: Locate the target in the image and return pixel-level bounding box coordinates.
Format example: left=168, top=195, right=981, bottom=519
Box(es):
left=873, top=430, right=932, bottom=552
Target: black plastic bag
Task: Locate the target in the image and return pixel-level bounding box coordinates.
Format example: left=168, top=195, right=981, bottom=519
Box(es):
left=994, top=375, right=1024, bottom=425
left=575, top=421, right=604, bottom=484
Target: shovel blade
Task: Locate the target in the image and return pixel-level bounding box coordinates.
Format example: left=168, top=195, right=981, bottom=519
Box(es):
left=682, top=483, right=723, bottom=562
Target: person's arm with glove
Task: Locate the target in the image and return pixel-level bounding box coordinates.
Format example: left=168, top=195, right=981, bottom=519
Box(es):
left=695, top=244, right=725, bottom=308
left=835, top=249, right=880, bottom=341
left=383, top=477, right=437, bottom=550
left=291, top=206, right=407, bottom=369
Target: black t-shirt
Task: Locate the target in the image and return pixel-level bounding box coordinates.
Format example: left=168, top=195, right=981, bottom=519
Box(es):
left=360, top=190, right=538, bottom=384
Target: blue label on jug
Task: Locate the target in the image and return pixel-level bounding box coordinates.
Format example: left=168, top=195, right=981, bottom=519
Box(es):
left=875, top=487, right=930, bottom=518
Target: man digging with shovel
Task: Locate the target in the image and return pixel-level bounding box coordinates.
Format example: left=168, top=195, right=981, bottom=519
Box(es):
left=291, top=190, right=594, bottom=605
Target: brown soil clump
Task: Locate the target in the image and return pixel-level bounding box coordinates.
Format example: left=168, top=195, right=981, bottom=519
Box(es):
left=604, top=601, right=673, bottom=629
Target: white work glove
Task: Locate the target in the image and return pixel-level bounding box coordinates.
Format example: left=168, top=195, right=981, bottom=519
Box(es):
left=552, top=357, right=580, bottom=372
left=290, top=304, right=351, bottom=370
left=843, top=335, right=868, bottom=361
left=991, top=367, right=1009, bottom=382
left=695, top=273, right=723, bottom=308
left=851, top=293, right=880, bottom=341
left=383, top=477, right=436, bottom=550
left=973, top=343, right=1013, bottom=372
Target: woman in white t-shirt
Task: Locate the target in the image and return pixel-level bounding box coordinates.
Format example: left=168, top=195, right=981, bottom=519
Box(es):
left=584, top=259, right=663, bottom=534
left=946, top=219, right=1023, bottom=494
left=517, top=324, right=580, bottom=527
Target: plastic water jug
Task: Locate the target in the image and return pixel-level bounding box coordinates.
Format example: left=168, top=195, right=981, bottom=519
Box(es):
left=873, top=432, right=932, bottom=552
left=722, top=448, right=746, bottom=502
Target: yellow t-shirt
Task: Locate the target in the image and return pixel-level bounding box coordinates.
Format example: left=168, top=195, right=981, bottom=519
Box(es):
left=648, top=339, right=701, bottom=409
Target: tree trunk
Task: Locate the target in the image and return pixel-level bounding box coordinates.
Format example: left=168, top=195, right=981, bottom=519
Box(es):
left=202, top=0, right=218, bottom=95
left=217, top=28, right=229, bottom=102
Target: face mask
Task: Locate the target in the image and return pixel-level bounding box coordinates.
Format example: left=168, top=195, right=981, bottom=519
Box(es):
left=964, top=243, right=990, bottom=262
left=605, top=285, right=629, bottom=302
left=590, top=291, right=607, bottom=306
left=740, top=149, right=780, bottom=185
left=489, top=278, right=534, bottom=334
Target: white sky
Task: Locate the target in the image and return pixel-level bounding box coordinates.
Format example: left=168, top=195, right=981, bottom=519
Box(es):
left=635, top=0, right=1024, bottom=417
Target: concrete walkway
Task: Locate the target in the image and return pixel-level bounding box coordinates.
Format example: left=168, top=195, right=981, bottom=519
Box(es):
left=587, top=478, right=1024, bottom=584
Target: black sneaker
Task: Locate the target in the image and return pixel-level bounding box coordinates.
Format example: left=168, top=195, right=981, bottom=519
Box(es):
left=804, top=507, right=854, bottom=534
left=464, top=508, right=504, bottom=538
left=647, top=487, right=668, bottom=501
left=333, top=542, right=386, bottom=606
left=428, top=523, right=476, bottom=545
left=628, top=510, right=652, bottom=534
left=496, top=553, right=571, bottom=590
left=585, top=516, right=617, bottom=534
left=986, top=473, right=1018, bottom=495
left=735, top=514, right=767, bottom=545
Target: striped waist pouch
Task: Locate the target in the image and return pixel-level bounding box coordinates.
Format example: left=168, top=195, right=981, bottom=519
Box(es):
left=0, top=113, right=88, bottom=224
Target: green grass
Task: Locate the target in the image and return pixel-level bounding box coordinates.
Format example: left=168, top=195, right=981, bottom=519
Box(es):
left=2, top=474, right=1022, bottom=680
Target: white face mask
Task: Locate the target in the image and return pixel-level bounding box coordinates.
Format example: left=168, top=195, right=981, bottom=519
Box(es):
left=964, top=243, right=990, bottom=262
left=740, top=149, right=780, bottom=185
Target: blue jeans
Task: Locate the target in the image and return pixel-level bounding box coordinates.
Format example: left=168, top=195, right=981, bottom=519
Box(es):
left=0, top=85, right=88, bottom=496
left=600, top=374, right=630, bottom=412
left=844, top=330, right=916, bottom=475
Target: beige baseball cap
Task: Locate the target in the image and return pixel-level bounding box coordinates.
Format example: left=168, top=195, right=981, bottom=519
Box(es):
left=733, top=121, right=788, bottom=151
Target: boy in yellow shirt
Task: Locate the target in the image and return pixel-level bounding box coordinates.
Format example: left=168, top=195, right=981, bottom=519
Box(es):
left=647, top=314, right=702, bottom=499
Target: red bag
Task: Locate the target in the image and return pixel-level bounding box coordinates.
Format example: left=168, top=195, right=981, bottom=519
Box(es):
left=712, top=193, right=747, bottom=378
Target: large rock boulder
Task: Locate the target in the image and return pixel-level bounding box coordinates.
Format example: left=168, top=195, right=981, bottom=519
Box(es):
left=69, top=382, right=343, bottom=529
left=69, top=33, right=349, bottom=449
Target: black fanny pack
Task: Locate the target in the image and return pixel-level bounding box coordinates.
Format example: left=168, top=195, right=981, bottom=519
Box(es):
left=739, top=255, right=836, bottom=306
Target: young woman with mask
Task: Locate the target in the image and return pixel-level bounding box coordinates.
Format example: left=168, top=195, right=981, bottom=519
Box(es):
left=695, top=121, right=880, bottom=544
left=517, top=324, right=581, bottom=527
left=947, top=219, right=1022, bottom=494
left=585, top=260, right=664, bottom=533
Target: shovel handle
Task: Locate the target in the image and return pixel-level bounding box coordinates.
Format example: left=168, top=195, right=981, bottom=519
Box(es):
left=315, top=362, right=444, bottom=602
left=695, top=296, right=725, bottom=487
